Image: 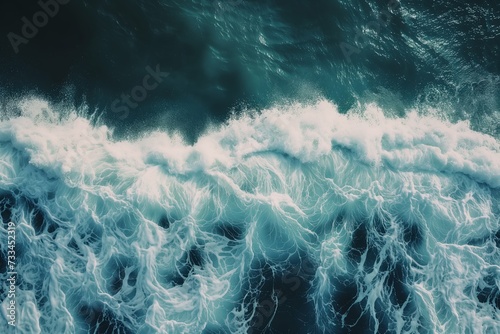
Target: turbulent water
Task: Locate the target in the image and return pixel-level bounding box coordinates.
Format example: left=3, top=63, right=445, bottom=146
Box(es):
left=0, top=1, right=499, bottom=334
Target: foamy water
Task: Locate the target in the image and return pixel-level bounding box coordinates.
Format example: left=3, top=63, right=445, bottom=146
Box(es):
left=0, top=99, right=499, bottom=333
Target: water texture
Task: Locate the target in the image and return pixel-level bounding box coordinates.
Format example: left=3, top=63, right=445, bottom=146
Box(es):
left=0, top=1, right=499, bottom=333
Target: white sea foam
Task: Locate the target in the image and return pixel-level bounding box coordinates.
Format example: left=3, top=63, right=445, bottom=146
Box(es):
left=0, top=98, right=499, bottom=333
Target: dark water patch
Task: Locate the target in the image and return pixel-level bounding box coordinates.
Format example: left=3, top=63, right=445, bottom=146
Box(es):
left=467, top=234, right=490, bottom=247
left=334, top=254, right=418, bottom=332
left=104, top=255, right=133, bottom=296
left=127, top=268, right=138, bottom=288
left=372, top=214, right=388, bottom=237
left=373, top=299, right=391, bottom=334
left=0, top=1, right=249, bottom=142
left=78, top=302, right=132, bottom=334
left=170, top=270, right=188, bottom=287
left=187, top=246, right=204, bottom=267
left=80, top=222, right=103, bottom=255
left=22, top=198, right=59, bottom=236
left=348, top=223, right=368, bottom=261
left=402, top=221, right=424, bottom=250
left=494, top=230, right=500, bottom=248
left=385, top=259, right=426, bottom=332
left=214, top=222, right=246, bottom=241
left=37, top=295, right=49, bottom=310
left=399, top=219, right=429, bottom=266
left=332, top=277, right=371, bottom=334
left=380, top=257, right=420, bottom=328
left=0, top=251, right=5, bottom=274
left=385, top=261, right=412, bottom=308
left=476, top=270, right=500, bottom=310
left=246, top=254, right=318, bottom=333
left=0, top=193, right=15, bottom=225
left=32, top=209, right=45, bottom=234
left=170, top=245, right=205, bottom=286
left=67, top=238, right=84, bottom=257
left=158, top=215, right=170, bottom=229
left=348, top=222, right=377, bottom=270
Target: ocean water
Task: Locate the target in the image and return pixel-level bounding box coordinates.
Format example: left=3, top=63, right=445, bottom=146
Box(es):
left=0, top=1, right=499, bottom=333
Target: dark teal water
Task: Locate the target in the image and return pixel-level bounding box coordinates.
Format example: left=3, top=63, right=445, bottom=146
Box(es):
left=0, top=0, right=498, bottom=140
left=0, top=1, right=499, bottom=334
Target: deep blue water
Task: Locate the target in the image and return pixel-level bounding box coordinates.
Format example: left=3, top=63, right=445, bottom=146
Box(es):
left=0, top=1, right=499, bottom=333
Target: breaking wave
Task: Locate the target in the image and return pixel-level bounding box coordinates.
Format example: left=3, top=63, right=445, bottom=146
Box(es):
left=0, top=98, right=499, bottom=333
